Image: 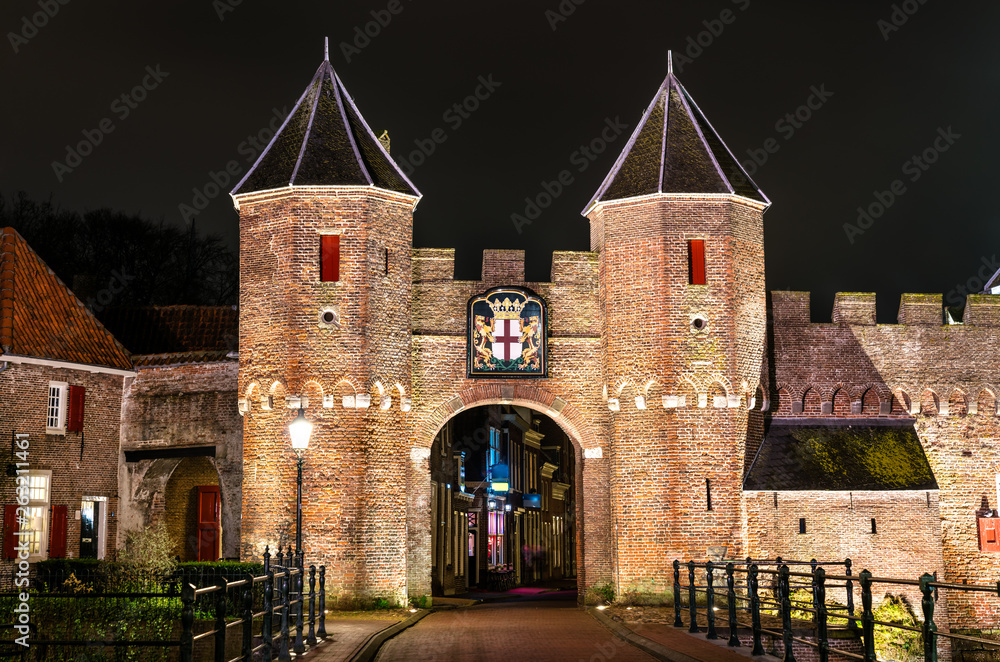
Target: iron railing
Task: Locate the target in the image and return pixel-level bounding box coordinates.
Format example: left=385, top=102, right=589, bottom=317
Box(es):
left=671, top=558, right=1000, bottom=662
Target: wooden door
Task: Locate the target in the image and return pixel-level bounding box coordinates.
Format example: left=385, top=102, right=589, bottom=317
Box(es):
left=196, top=486, right=220, bottom=562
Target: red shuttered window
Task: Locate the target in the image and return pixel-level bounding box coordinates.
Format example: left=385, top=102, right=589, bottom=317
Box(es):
left=321, top=235, right=340, bottom=282
left=688, top=239, right=706, bottom=285
left=67, top=385, right=85, bottom=433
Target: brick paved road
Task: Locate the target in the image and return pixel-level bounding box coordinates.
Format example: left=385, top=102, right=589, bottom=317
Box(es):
left=374, top=600, right=658, bottom=662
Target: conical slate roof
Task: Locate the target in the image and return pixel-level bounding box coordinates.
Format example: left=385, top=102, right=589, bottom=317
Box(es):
left=584, top=57, right=767, bottom=213
left=232, top=57, right=419, bottom=197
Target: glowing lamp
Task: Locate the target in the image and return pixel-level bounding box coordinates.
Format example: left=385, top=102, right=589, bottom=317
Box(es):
left=289, top=408, right=313, bottom=451
left=490, top=463, right=509, bottom=494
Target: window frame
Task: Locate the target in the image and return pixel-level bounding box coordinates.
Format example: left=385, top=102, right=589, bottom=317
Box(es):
left=46, top=382, right=68, bottom=435
left=21, top=470, right=52, bottom=560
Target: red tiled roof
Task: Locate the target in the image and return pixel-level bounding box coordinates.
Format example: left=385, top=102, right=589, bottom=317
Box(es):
left=0, top=227, right=133, bottom=370
left=100, top=306, right=238, bottom=356
left=132, top=350, right=235, bottom=367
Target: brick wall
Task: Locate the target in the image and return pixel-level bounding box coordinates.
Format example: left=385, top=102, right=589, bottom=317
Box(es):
left=0, top=362, right=124, bottom=564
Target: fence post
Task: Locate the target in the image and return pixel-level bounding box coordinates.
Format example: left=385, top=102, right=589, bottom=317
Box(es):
left=706, top=560, right=718, bottom=640
left=308, top=565, right=317, bottom=646
left=263, top=570, right=274, bottom=660
left=264, top=545, right=271, bottom=574
left=673, top=560, right=683, bottom=627
left=242, top=574, right=254, bottom=662
left=215, top=578, right=228, bottom=662
left=318, top=566, right=328, bottom=638
left=749, top=563, right=764, bottom=655
left=816, top=567, right=829, bottom=662
left=180, top=582, right=196, bottom=662
left=779, top=564, right=797, bottom=662
left=279, top=571, right=292, bottom=662
left=726, top=562, right=739, bottom=647
left=919, top=573, right=938, bottom=662
left=845, top=558, right=856, bottom=630
left=688, top=560, right=699, bottom=634
left=294, top=566, right=305, bottom=654
left=859, top=569, right=876, bottom=662
left=276, top=546, right=285, bottom=568
left=810, top=558, right=819, bottom=625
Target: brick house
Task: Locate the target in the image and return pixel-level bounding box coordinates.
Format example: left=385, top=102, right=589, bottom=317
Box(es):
left=0, top=227, right=134, bottom=573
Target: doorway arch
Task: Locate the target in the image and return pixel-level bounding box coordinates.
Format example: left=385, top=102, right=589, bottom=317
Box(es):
left=407, top=385, right=611, bottom=603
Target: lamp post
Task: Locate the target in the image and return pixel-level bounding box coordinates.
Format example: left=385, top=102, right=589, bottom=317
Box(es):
left=288, top=408, right=313, bottom=560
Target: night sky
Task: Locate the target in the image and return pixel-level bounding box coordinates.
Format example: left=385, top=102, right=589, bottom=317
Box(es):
left=3, top=0, right=998, bottom=321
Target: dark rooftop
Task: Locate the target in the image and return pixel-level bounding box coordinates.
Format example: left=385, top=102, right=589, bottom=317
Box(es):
left=585, top=55, right=767, bottom=212
left=744, top=418, right=938, bottom=491
left=231, top=54, right=419, bottom=198
left=100, top=305, right=237, bottom=357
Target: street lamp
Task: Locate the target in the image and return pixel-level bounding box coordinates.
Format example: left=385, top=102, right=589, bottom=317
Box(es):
left=288, top=408, right=313, bottom=560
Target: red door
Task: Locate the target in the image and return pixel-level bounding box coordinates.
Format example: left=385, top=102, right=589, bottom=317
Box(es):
left=196, top=486, right=220, bottom=561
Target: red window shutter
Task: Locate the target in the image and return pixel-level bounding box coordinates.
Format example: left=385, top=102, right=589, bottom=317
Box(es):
left=67, top=385, right=85, bottom=433
left=980, top=517, right=1000, bottom=552
left=321, top=235, right=340, bottom=282
left=49, top=505, right=68, bottom=558
left=688, top=239, right=706, bottom=285
left=3, top=504, right=18, bottom=560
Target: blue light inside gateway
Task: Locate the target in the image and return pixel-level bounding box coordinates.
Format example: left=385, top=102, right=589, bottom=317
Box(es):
left=523, top=493, right=541, bottom=509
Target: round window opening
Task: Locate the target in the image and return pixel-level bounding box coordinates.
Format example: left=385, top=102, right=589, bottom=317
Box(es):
left=321, top=311, right=336, bottom=324
left=692, top=316, right=708, bottom=331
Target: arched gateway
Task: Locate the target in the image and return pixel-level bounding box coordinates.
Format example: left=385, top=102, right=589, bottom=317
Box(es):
left=234, top=51, right=768, bottom=605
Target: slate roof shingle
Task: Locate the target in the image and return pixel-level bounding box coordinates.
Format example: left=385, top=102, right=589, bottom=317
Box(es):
left=585, top=58, right=768, bottom=212
left=231, top=56, right=419, bottom=198
left=0, top=227, right=133, bottom=371
left=99, top=305, right=238, bottom=358
left=744, top=418, right=938, bottom=491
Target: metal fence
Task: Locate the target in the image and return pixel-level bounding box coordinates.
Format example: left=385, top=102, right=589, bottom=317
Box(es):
left=671, top=557, right=1000, bottom=662
left=0, top=546, right=327, bottom=662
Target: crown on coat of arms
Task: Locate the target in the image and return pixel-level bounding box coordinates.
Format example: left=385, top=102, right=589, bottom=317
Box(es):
left=489, top=296, right=525, bottom=320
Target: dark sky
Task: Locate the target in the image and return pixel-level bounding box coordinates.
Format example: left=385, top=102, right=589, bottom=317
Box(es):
left=3, top=0, right=998, bottom=321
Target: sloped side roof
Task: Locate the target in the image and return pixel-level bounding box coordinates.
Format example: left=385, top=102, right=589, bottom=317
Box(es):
left=744, top=419, right=937, bottom=491
left=232, top=58, right=419, bottom=197
left=585, top=66, right=767, bottom=212
left=99, top=305, right=237, bottom=356
left=0, top=227, right=133, bottom=370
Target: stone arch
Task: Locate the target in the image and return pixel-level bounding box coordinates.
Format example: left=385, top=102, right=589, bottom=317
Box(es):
left=832, top=386, right=851, bottom=416
left=751, top=386, right=766, bottom=411
left=948, top=388, right=968, bottom=416
left=977, top=388, right=997, bottom=416
left=707, top=380, right=729, bottom=408
left=802, top=387, right=822, bottom=416
left=861, top=387, right=881, bottom=416
left=677, top=376, right=699, bottom=409
left=300, top=379, right=324, bottom=409
left=893, top=389, right=912, bottom=415
left=921, top=389, right=940, bottom=416
left=244, top=382, right=261, bottom=413
left=332, top=377, right=359, bottom=408
left=164, top=456, right=222, bottom=562
left=410, top=384, right=609, bottom=600
left=775, top=387, right=792, bottom=415
left=639, top=377, right=661, bottom=411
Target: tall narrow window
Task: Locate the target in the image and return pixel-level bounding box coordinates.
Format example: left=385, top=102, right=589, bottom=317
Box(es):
left=383, top=247, right=389, bottom=275
left=688, top=239, right=706, bottom=285
left=47, top=382, right=67, bottom=433
left=320, top=234, right=340, bottom=282
left=798, top=518, right=807, bottom=534
left=706, top=478, right=713, bottom=511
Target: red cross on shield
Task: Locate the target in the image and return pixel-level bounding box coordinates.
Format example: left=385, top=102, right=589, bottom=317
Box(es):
left=492, top=319, right=522, bottom=361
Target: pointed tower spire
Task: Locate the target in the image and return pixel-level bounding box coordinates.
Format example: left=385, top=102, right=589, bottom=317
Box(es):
left=583, top=63, right=767, bottom=214
left=324, top=36, right=329, bottom=62
left=231, top=55, right=419, bottom=197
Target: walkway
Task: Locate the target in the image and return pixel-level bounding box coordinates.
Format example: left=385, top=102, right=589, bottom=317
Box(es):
left=374, top=600, right=657, bottom=662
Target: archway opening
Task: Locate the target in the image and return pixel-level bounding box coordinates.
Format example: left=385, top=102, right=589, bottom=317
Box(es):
left=163, top=456, right=222, bottom=562
left=428, top=404, right=578, bottom=598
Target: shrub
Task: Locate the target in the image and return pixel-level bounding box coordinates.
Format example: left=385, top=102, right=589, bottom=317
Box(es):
left=873, top=594, right=923, bottom=662
left=119, top=521, right=177, bottom=582
left=584, top=582, right=614, bottom=605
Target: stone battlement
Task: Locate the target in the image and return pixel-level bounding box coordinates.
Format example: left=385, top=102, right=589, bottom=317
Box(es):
left=771, top=290, right=1000, bottom=326
left=412, top=248, right=598, bottom=285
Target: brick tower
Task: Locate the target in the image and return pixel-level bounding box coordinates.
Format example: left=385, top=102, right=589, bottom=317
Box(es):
left=231, top=48, right=420, bottom=603
left=584, top=55, right=769, bottom=588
